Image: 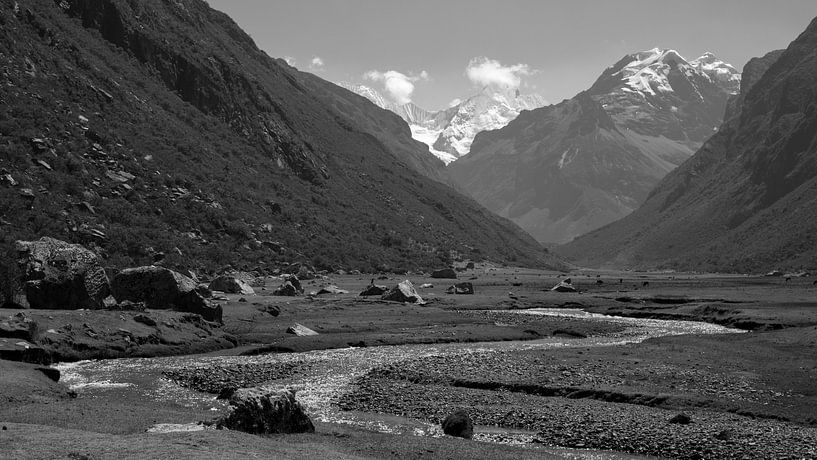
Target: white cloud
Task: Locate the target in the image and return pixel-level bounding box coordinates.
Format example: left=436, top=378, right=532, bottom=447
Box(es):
left=283, top=56, right=296, bottom=66
left=465, top=57, right=533, bottom=89
left=448, top=98, right=462, bottom=108
left=309, top=56, right=325, bottom=72
left=363, top=69, right=431, bottom=105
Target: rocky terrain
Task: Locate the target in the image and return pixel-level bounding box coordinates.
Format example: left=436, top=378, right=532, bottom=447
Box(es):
left=449, top=48, right=739, bottom=244
left=560, top=18, right=817, bottom=272
left=0, top=0, right=558, bottom=280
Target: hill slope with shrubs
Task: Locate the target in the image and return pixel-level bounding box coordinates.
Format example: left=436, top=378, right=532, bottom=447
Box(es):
left=0, top=0, right=559, bottom=279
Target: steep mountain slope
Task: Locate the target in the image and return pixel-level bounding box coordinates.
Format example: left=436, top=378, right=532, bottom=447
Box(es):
left=0, top=0, right=559, bottom=274
left=338, top=83, right=548, bottom=164
left=449, top=49, right=739, bottom=244
left=559, top=19, right=817, bottom=272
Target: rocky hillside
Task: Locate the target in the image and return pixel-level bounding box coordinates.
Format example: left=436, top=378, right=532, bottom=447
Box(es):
left=0, top=0, right=560, bottom=275
left=449, top=49, right=739, bottom=244
left=559, top=18, right=817, bottom=272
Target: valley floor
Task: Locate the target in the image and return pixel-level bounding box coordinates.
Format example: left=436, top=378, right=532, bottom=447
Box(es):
left=2, top=268, right=816, bottom=459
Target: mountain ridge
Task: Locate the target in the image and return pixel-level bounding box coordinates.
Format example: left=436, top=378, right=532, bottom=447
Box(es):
left=559, top=18, right=817, bottom=272
left=449, top=48, right=739, bottom=244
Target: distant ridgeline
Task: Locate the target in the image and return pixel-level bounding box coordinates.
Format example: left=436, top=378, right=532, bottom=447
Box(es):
left=0, top=0, right=561, bottom=274
left=560, top=16, right=817, bottom=272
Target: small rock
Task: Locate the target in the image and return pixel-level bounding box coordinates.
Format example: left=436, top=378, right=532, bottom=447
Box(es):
left=286, top=323, right=318, bottom=336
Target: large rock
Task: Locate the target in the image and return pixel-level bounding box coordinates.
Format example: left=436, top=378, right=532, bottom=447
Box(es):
left=441, top=410, right=473, bottom=439
left=431, top=268, right=458, bottom=279
left=381, top=280, right=424, bottom=304
left=15, top=237, right=110, bottom=309
left=209, top=276, right=255, bottom=295
left=111, top=266, right=222, bottom=322
left=217, top=388, right=315, bottom=434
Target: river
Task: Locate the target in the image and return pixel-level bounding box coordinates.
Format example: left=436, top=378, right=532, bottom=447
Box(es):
left=55, top=309, right=740, bottom=459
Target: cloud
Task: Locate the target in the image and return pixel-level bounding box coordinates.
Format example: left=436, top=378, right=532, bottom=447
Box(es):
left=465, top=57, right=533, bottom=89
left=448, top=98, right=462, bottom=108
left=363, top=69, right=430, bottom=105
left=283, top=56, right=296, bottom=66
left=309, top=56, right=325, bottom=72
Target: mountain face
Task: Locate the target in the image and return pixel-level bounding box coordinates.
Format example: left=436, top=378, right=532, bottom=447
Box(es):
left=0, top=0, right=560, bottom=274
left=559, top=19, right=817, bottom=273
left=448, top=48, right=740, bottom=244
left=337, top=83, right=548, bottom=164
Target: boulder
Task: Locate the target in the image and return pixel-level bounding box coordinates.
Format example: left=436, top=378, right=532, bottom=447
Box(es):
left=272, top=275, right=303, bottom=296
left=381, top=280, right=424, bottom=304
left=431, top=268, right=458, bottom=279
left=286, top=323, right=318, bottom=336
left=15, top=237, right=110, bottom=309
left=216, top=388, right=315, bottom=434
left=446, top=282, right=474, bottom=295
left=209, top=276, right=255, bottom=296
left=359, top=284, right=387, bottom=296
left=551, top=281, right=577, bottom=293
left=111, top=266, right=222, bottom=322
left=465, top=262, right=475, bottom=270
left=315, top=285, right=348, bottom=295
left=441, top=410, right=473, bottom=439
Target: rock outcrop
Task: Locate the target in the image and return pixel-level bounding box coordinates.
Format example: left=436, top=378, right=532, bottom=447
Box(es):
left=15, top=237, right=110, bottom=310
left=111, top=266, right=222, bottom=322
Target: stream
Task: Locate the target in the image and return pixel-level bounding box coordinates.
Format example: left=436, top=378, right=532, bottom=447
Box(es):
left=55, top=309, right=740, bottom=459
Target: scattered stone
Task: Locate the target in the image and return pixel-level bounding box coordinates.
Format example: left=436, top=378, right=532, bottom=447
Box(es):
left=209, top=276, right=255, bottom=296
left=419, top=283, right=434, bottom=289
left=446, top=282, right=474, bottom=295
left=260, top=305, right=280, bottom=317
left=111, top=266, right=222, bottom=322
left=286, top=323, right=318, bottom=336
left=441, top=410, right=473, bottom=439
left=551, top=280, right=577, bottom=293
left=15, top=237, right=111, bottom=310
left=273, top=275, right=303, bottom=296
left=216, top=388, right=314, bottom=434
left=133, top=314, right=157, bottom=327
left=381, top=280, right=424, bottom=304
left=431, top=268, right=458, bottom=279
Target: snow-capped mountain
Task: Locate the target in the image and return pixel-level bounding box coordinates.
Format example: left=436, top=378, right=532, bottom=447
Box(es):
left=449, top=49, right=740, bottom=244
left=336, top=82, right=548, bottom=164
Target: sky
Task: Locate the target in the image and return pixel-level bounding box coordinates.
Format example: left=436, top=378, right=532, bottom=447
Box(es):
left=207, top=0, right=817, bottom=111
